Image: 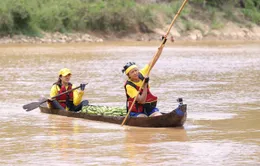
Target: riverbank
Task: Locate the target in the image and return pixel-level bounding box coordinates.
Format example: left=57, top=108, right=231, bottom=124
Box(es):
left=0, top=22, right=260, bottom=44
left=0, top=0, right=259, bottom=44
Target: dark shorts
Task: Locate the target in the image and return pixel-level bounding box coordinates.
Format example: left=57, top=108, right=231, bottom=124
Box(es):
left=130, top=107, right=159, bottom=117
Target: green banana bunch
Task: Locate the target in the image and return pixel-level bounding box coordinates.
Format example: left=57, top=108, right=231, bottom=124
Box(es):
left=81, top=105, right=127, bottom=116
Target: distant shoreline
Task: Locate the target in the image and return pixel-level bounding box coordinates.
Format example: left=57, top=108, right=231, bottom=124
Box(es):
left=1, top=26, right=260, bottom=45
left=1, top=0, right=259, bottom=45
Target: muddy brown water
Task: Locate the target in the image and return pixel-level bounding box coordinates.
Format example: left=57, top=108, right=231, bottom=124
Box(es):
left=0, top=41, right=259, bottom=165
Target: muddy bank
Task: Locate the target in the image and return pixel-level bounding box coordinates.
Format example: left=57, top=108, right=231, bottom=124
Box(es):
left=122, top=22, right=260, bottom=42
left=0, top=32, right=104, bottom=44
left=0, top=22, right=260, bottom=44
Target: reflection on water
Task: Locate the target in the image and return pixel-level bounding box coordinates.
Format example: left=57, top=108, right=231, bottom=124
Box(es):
left=124, top=127, right=188, bottom=144
left=0, top=42, right=259, bottom=165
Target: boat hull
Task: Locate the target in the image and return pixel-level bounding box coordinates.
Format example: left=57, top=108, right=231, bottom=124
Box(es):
left=39, top=104, right=187, bottom=128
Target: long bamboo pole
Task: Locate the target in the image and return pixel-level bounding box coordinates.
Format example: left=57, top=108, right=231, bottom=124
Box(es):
left=121, top=0, right=189, bottom=126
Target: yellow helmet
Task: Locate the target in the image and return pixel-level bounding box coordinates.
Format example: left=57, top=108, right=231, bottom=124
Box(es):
left=59, top=68, right=72, bottom=76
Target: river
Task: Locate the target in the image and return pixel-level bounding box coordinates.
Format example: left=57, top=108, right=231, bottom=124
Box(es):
left=0, top=41, right=259, bottom=165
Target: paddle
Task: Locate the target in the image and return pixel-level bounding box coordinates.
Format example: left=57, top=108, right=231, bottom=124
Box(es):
left=121, top=0, right=189, bottom=126
left=23, top=85, right=84, bottom=112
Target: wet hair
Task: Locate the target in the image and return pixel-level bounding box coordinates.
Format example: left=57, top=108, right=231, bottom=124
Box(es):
left=122, top=62, right=136, bottom=73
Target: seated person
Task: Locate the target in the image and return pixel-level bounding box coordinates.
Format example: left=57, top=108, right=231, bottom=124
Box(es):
left=48, top=68, right=88, bottom=112
left=122, top=62, right=162, bottom=117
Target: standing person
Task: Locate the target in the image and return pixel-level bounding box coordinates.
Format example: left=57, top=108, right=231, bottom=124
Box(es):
left=48, top=68, right=88, bottom=112
left=122, top=42, right=166, bottom=117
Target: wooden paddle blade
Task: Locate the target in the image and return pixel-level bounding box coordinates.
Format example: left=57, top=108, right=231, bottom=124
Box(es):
left=23, top=102, right=41, bottom=112
left=23, top=85, right=81, bottom=112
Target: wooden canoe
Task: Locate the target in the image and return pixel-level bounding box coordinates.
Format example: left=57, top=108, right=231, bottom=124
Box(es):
left=39, top=104, right=187, bottom=128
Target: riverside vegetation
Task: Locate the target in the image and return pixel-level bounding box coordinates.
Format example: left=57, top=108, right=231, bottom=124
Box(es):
left=0, top=0, right=259, bottom=43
